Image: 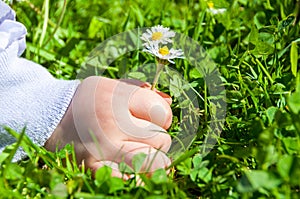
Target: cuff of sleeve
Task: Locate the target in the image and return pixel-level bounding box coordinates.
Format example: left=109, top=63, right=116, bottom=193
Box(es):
left=0, top=51, right=81, bottom=162
left=13, top=79, right=81, bottom=162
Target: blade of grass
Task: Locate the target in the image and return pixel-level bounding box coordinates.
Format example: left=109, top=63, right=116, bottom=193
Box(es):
left=39, top=0, right=49, bottom=47
left=42, top=0, right=67, bottom=48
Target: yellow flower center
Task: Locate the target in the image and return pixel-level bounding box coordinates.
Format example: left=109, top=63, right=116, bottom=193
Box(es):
left=207, top=1, right=214, bottom=9
left=159, top=46, right=170, bottom=56
left=152, top=32, right=163, bottom=40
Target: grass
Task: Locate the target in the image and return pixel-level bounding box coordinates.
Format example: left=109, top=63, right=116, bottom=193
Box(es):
left=1, top=0, right=300, bottom=198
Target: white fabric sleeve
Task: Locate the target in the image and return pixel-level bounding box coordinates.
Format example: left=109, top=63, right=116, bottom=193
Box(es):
left=0, top=1, right=81, bottom=161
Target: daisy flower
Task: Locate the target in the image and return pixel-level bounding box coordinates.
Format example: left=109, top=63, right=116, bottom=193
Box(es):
left=143, top=42, right=184, bottom=64
left=140, top=25, right=184, bottom=89
left=141, top=25, right=175, bottom=44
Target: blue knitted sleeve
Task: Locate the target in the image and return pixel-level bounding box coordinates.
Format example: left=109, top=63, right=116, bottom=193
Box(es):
left=0, top=1, right=81, bottom=161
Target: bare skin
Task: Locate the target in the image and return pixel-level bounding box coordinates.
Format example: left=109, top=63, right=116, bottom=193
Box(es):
left=45, top=76, right=172, bottom=179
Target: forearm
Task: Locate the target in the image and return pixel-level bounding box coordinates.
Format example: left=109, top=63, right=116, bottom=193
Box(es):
left=0, top=1, right=80, bottom=161
left=0, top=50, right=80, bottom=161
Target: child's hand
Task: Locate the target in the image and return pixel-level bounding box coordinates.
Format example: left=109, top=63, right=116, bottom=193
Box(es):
left=45, top=76, right=172, bottom=179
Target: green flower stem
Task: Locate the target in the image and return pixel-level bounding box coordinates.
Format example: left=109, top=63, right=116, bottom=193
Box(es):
left=151, top=61, right=165, bottom=90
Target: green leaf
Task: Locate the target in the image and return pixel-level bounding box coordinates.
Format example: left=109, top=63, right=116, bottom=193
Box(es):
left=251, top=40, right=274, bottom=55
left=132, top=153, right=147, bottom=172
left=192, top=154, right=203, bottom=168
left=190, top=166, right=212, bottom=183
left=94, top=166, right=112, bottom=187
left=254, top=11, right=267, bottom=29
left=118, top=161, right=134, bottom=174
left=265, top=106, right=278, bottom=124
left=151, top=168, right=168, bottom=184
left=189, top=67, right=203, bottom=79
left=282, top=137, right=300, bottom=154
left=237, top=170, right=282, bottom=192
left=291, top=41, right=298, bottom=77
left=169, top=74, right=183, bottom=98
left=108, top=177, right=124, bottom=193
left=277, top=155, right=293, bottom=179
left=287, top=91, right=300, bottom=114
left=249, top=24, right=275, bottom=55
left=192, top=155, right=209, bottom=169
left=176, top=157, right=192, bottom=175
left=127, top=71, right=147, bottom=80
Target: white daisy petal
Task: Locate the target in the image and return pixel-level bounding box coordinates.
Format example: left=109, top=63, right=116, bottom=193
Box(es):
left=208, top=8, right=226, bottom=15
left=143, top=42, right=184, bottom=64
left=140, top=25, right=176, bottom=45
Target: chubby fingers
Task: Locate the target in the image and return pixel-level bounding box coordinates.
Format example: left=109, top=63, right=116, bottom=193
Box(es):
left=154, top=90, right=172, bottom=105
left=128, top=87, right=172, bottom=130
left=120, top=141, right=171, bottom=173
left=120, top=79, right=172, bottom=106
left=121, top=115, right=172, bottom=153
